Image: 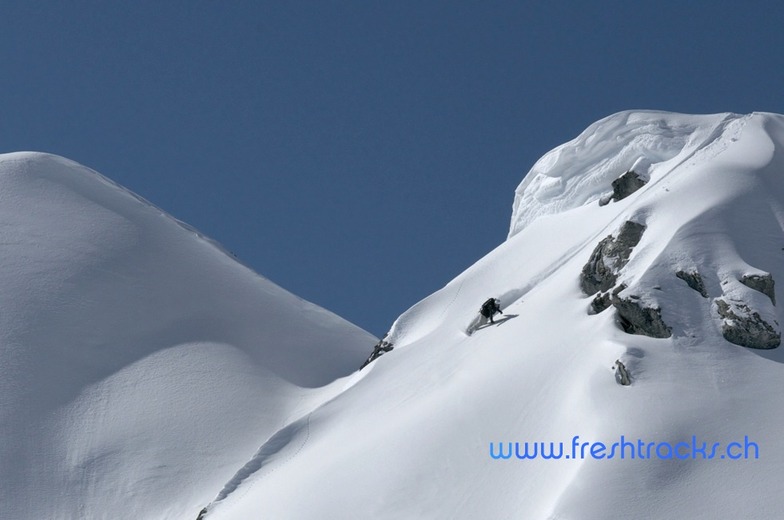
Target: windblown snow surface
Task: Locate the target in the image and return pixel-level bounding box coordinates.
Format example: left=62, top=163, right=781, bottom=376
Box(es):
left=0, top=153, right=375, bottom=519
left=200, top=111, right=784, bottom=520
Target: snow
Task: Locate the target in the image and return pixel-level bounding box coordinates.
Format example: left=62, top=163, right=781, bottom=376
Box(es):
left=6, top=109, right=784, bottom=520
left=0, top=152, right=374, bottom=519
left=203, top=111, right=784, bottom=519
left=508, top=110, right=748, bottom=238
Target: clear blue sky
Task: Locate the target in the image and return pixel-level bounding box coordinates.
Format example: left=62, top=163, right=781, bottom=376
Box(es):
left=2, top=1, right=783, bottom=336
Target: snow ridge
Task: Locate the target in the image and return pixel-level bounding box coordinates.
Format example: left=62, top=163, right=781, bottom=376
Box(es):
left=205, top=111, right=784, bottom=520
left=0, top=152, right=375, bottom=520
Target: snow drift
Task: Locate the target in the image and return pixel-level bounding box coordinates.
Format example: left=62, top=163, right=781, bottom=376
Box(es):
left=203, top=111, right=784, bottom=520
left=0, top=152, right=375, bottom=519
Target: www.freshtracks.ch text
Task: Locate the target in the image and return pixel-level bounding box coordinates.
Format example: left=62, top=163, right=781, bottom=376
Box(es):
left=489, top=435, right=759, bottom=460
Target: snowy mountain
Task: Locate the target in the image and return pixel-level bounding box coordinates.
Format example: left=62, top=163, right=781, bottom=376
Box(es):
left=200, top=111, right=784, bottom=520
left=0, top=152, right=375, bottom=519
left=6, top=110, right=784, bottom=520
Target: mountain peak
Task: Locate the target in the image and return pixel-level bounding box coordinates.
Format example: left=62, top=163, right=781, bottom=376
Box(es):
left=0, top=152, right=374, bottom=519
left=507, top=110, right=782, bottom=238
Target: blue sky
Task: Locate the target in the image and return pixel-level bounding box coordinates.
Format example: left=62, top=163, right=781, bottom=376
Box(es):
left=2, top=1, right=783, bottom=336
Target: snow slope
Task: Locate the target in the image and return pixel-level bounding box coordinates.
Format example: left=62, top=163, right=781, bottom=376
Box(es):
left=204, top=111, right=784, bottom=520
left=0, top=152, right=375, bottom=520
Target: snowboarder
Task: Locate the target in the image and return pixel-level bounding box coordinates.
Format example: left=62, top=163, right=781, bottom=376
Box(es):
left=479, top=297, right=503, bottom=324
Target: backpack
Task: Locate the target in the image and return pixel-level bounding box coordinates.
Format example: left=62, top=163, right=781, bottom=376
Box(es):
left=480, top=298, right=495, bottom=316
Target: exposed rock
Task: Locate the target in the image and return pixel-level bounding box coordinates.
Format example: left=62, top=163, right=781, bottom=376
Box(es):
left=580, top=221, right=646, bottom=295
left=676, top=270, right=708, bottom=298
left=740, top=273, right=776, bottom=305
left=715, top=299, right=780, bottom=349
left=610, top=170, right=647, bottom=202
left=611, top=291, right=672, bottom=338
left=590, top=292, right=612, bottom=314
left=614, top=360, right=631, bottom=386
left=196, top=507, right=208, bottom=520
left=359, top=336, right=394, bottom=370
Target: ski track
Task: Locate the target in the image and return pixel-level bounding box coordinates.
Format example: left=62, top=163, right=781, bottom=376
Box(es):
left=207, top=411, right=313, bottom=515
left=206, top=367, right=371, bottom=517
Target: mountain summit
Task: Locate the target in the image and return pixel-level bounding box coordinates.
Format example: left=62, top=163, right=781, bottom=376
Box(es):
left=0, top=152, right=374, bottom=519
left=205, top=111, right=784, bottom=520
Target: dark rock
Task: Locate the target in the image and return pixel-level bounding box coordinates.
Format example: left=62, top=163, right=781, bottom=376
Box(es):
left=580, top=221, right=646, bottom=295
left=715, top=299, right=780, bottom=349
left=359, top=337, right=394, bottom=370
left=197, top=507, right=208, bottom=520
left=590, top=292, right=612, bottom=314
left=611, top=170, right=647, bottom=202
left=676, top=270, right=708, bottom=298
left=616, top=221, right=646, bottom=248
left=740, top=273, right=776, bottom=305
left=611, top=292, right=672, bottom=338
left=614, top=360, right=631, bottom=385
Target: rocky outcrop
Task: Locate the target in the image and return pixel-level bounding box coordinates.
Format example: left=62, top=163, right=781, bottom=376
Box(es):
left=580, top=221, right=671, bottom=336
left=676, top=270, right=708, bottom=298
left=359, top=337, right=394, bottom=370
left=611, top=170, right=647, bottom=201
left=580, top=218, right=778, bottom=344
left=599, top=170, right=647, bottom=206
left=614, top=360, right=631, bottom=386
left=590, top=292, right=612, bottom=314
left=611, top=287, right=672, bottom=338
left=740, top=273, right=776, bottom=305
left=580, top=221, right=646, bottom=295
left=715, top=298, right=780, bottom=349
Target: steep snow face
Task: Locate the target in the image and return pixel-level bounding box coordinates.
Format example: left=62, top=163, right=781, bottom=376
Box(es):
left=205, top=112, right=784, bottom=520
left=0, top=153, right=375, bottom=520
